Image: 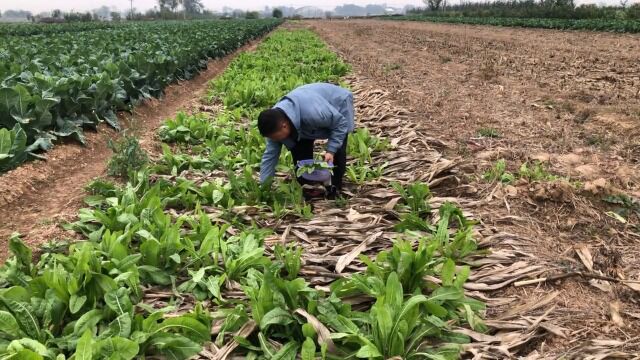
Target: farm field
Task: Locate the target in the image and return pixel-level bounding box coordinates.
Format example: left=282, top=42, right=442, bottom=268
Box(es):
left=308, top=19, right=640, bottom=357
left=0, top=17, right=638, bottom=359
left=388, top=15, right=640, bottom=33
left=0, top=26, right=499, bottom=359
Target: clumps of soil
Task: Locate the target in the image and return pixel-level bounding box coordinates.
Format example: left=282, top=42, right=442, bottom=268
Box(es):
left=530, top=180, right=575, bottom=203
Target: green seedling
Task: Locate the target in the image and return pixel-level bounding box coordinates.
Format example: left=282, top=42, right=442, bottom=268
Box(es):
left=482, top=159, right=515, bottom=183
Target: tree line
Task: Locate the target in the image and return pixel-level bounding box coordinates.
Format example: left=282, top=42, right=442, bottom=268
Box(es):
left=415, top=0, right=640, bottom=20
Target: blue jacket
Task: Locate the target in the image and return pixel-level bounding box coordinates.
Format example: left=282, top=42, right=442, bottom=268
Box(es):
left=259, top=83, right=354, bottom=183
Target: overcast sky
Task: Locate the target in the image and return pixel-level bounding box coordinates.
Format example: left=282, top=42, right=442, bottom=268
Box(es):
left=1, top=0, right=632, bottom=13
left=2, top=0, right=421, bottom=12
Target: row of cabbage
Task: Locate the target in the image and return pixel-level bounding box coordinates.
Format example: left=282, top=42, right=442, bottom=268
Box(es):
left=391, top=15, right=640, bottom=32
left=0, top=21, right=120, bottom=36
left=0, top=19, right=282, bottom=172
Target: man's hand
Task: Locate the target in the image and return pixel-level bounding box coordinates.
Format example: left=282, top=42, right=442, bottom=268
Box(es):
left=323, top=152, right=334, bottom=164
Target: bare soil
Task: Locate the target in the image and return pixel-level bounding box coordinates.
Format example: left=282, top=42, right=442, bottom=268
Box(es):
left=308, top=19, right=640, bottom=357
left=0, top=39, right=263, bottom=260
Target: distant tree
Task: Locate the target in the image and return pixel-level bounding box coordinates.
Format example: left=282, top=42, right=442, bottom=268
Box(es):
left=424, top=0, right=443, bottom=11
left=272, top=8, right=283, bottom=18
left=334, top=4, right=367, bottom=16
left=157, top=0, right=174, bottom=18
left=170, top=0, right=179, bottom=13
left=183, top=0, right=204, bottom=14
left=245, top=11, right=260, bottom=19
left=3, top=9, right=31, bottom=18
left=403, top=4, right=416, bottom=14
left=620, top=0, right=628, bottom=8
left=92, top=6, right=110, bottom=20
left=110, top=11, right=121, bottom=21
left=126, top=7, right=140, bottom=20
left=52, top=9, right=62, bottom=18
left=627, top=3, right=640, bottom=19
left=144, top=8, right=158, bottom=18
left=365, top=4, right=385, bottom=15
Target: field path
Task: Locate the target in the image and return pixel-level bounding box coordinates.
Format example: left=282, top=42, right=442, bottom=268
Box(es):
left=0, top=38, right=265, bottom=259
left=309, top=19, right=640, bottom=357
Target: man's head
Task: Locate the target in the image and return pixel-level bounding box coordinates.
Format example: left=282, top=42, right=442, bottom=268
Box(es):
left=258, top=108, right=292, bottom=142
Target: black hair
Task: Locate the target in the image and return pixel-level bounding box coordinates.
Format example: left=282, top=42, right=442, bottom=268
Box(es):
left=258, top=108, right=286, bottom=136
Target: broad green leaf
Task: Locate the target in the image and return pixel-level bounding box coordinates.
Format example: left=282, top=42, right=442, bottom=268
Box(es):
left=453, top=266, right=470, bottom=289
left=384, top=272, right=403, bottom=314
left=271, top=341, right=298, bottom=360
left=103, top=313, right=132, bottom=338
left=115, top=254, right=142, bottom=270
left=190, top=267, right=205, bottom=283
left=0, top=129, right=12, bottom=155
left=12, top=84, right=32, bottom=118
left=424, top=301, right=448, bottom=318
left=440, top=331, right=471, bottom=344
left=92, top=274, right=118, bottom=294
left=69, top=294, right=87, bottom=314
left=155, top=316, right=210, bottom=343
left=300, top=337, right=316, bottom=360
left=424, top=315, right=447, bottom=328
left=0, top=87, right=18, bottom=111
left=429, top=286, right=463, bottom=302
left=104, top=288, right=132, bottom=315
left=73, top=309, right=103, bottom=337
left=440, top=259, right=455, bottom=287
left=355, top=344, right=382, bottom=358
left=462, top=304, right=487, bottom=332
left=259, top=307, right=294, bottom=331
left=147, top=333, right=201, bottom=360
left=0, top=310, right=19, bottom=336
left=74, top=330, right=93, bottom=360
left=3, top=349, right=43, bottom=360
left=0, top=286, right=30, bottom=302
left=301, top=323, right=317, bottom=339
left=138, top=265, right=171, bottom=285
left=0, top=297, right=41, bottom=341
left=7, top=338, right=48, bottom=357
left=103, top=110, right=120, bottom=131
left=211, top=189, right=224, bottom=204
left=204, top=275, right=223, bottom=300
left=231, top=335, right=261, bottom=351
left=94, top=337, right=138, bottom=360
left=372, top=303, right=393, bottom=352
left=10, top=124, right=27, bottom=155
left=9, top=233, right=32, bottom=272
left=169, top=253, right=181, bottom=264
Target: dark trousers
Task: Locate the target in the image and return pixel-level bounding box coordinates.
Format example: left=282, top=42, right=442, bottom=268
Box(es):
left=290, top=135, right=348, bottom=190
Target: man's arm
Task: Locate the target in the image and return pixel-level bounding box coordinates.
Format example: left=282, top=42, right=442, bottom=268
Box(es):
left=260, top=139, right=282, bottom=183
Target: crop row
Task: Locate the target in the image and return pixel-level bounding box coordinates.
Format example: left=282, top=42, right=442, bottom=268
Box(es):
left=0, top=19, right=282, bottom=172
left=0, top=29, right=485, bottom=359
left=0, top=21, right=120, bottom=36
left=390, top=15, right=640, bottom=33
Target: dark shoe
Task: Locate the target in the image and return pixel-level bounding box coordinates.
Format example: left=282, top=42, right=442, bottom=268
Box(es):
left=325, top=185, right=340, bottom=200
